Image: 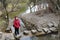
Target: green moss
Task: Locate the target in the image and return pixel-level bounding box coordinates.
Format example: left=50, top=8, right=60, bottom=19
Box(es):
left=9, top=6, right=27, bottom=19
left=0, top=19, right=6, bottom=28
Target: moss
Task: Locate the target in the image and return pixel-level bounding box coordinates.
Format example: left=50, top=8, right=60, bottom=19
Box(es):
left=9, top=7, right=27, bottom=19
left=9, top=2, right=28, bottom=19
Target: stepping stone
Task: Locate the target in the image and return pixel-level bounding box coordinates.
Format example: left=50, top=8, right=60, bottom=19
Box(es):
left=4, top=33, right=14, bottom=40
left=42, top=28, right=51, bottom=34
left=23, top=30, right=30, bottom=35
left=5, top=27, right=12, bottom=33
left=5, top=36, right=11, bottom=40
left=37, top=29, right=42, bottom=32
left=15, top=35, right=21, bottom=38
left=31, top=30, right=37, bottom=34
left=47, top=22, right=54, bottom=28
left=15, top=33, right=22, bottom=38
left=49, top=27, right=58, bottom=32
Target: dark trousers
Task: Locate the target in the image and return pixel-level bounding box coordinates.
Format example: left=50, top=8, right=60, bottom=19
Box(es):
left=15, top=27, right=19, bottom=35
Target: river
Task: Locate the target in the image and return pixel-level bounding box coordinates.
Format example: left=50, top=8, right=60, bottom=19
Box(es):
left=18, top=5, right=60, bottom=40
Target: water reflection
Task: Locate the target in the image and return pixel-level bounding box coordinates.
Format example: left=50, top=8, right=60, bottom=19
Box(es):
left=20, top=36, right=32, bottom=40
left=20, top=33, right=59, bottom=40
left=20, top=36, right=39, bottom=40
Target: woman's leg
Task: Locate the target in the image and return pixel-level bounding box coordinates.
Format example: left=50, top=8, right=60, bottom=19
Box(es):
left=15, top=28, right=19, bottom=35
left=17, top=28, right=19, bottom=35
left=15, top=28, right=17, bottom=35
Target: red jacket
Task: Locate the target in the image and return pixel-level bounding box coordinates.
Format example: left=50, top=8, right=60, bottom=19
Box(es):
left=13, top=18, right=20, bottom=28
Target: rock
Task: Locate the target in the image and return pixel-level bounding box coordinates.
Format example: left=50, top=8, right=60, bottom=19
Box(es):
left=15, top=34, right=21, bottom=38
left=37, top=29, right=42, bottom=32
left=42, top=28, right=51, bottom=33
left=10, top=26, right=15, bottom=34
left=0, top=32, right=3, bottom=39
left=5, top=26, right=12, bottom=33
left=31, top=30, right=37, bottom=34
left=5, top=36, right=11, bottom=40
left=52, top=21, right=58, bottom=27
left=5, top=28, right=12, bottom=33
left=49, top=27, right=58, bottom=32
left=23, top=30, right=29, bottom=35
left=47, top=22, right=54, bottom=28
left=4, top=33, right=15, bottom=40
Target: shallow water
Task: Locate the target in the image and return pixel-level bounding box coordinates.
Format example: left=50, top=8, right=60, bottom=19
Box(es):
left=19, top=4, right=60, bottom=40
left=20, top=33, right=60, bottom=40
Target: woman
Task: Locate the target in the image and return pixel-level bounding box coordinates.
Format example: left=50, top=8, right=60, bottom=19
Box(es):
left=13, top=16, right=20, bottom=35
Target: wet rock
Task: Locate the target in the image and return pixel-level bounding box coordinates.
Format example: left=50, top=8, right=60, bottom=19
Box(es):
left=31, top=30, right=37, bottom=34
left=49, top=27, right=58, bottom=32
left=5, top=28, right=12, bottom=33
left=37, top=29, right=42, bottom=32
left=15, top=34, right=22, bottom=39
left=47, top=22, right=54, bottom=28
left=3, top=33, right=15, bottom=40
left=52, top=21, right=58, bottom=28
left=16, top=35, right=21, bottom=38
left=23, top=30, right=29, bottom=35
left=42, top=28, right=51, bottom=33
left=5, top=26, right=12, bottom=33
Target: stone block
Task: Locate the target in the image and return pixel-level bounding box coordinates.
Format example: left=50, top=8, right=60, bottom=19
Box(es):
left=23, top=30, right=29, bottom=35
left=49, top=27, right=58, bottom=32
left=37, top=29, right=42, bottom=32
left=47, top=22, right=54, bottom=28
left=42, top=28, right=51, bottom=33
left=31, top=30, right=37, bottom=34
